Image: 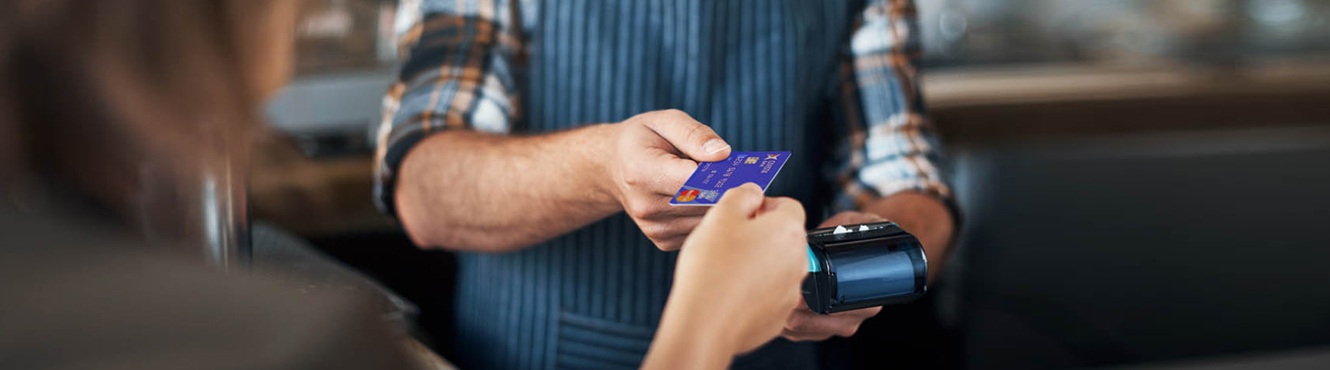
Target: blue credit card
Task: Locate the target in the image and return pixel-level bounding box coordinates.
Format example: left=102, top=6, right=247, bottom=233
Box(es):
left=670, top=151, right=791, bottom=206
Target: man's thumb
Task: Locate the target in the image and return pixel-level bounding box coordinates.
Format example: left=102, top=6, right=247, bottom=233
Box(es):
left=642, top=110, right=731, bottom=162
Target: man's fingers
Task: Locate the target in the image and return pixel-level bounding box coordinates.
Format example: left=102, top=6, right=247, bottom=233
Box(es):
left=783, top=308, right=878, bottom=339
left=654, top=238, right=685, bottom=252
left=629, top=146, right=697, bottom=195
left=713, top=183, right=765, bottom=218
left=654, top=154, right=700, bottom=194
left=781, top=330, right=833, bottom=342
left=641, top=110, right=730, bottom=162
left=832, top=306, right=882, bottom=320
left=658, top=216, right=705, bottom=246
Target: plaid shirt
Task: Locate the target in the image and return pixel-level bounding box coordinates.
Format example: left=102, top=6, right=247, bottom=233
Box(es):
left=374, top=0, right=954, bottom=217
left=373, top=1, right=957, bottom=367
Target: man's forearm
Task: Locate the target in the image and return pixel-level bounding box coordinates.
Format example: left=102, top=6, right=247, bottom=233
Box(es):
left=395, top=125, right=622, bottom=252
left=863, top=191, right=955, bottom=281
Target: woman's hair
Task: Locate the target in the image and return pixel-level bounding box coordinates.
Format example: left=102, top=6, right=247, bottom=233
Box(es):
left=0, top=0, right=292, bottom=225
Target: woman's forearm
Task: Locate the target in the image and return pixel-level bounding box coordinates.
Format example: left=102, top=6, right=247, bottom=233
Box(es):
left=641, top=301, right=739, bottom=370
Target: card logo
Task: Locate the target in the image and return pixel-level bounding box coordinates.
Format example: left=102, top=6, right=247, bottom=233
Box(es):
left=744, top=157, right=759, bottom=164
left=766, top=153, right=781, bottom=160
left=675, top=189, right=700, bottom=202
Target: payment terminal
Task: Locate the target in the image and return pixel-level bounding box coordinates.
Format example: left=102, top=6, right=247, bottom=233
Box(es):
left=801, top=221, right=928, bottom=314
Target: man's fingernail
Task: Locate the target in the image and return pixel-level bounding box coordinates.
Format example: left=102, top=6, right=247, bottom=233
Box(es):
left=703, top=139, right=729, bottom=154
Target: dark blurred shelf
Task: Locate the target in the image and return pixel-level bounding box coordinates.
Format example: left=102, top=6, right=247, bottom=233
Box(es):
left=923, top=59, right=1330, bottom=143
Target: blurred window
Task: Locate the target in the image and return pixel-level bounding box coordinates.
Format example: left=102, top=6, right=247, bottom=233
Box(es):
left=918, top=0, right=1330, bottom=69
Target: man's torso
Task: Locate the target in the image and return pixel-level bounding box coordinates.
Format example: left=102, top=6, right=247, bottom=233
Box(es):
left=452, top=2, right=859, bottom=369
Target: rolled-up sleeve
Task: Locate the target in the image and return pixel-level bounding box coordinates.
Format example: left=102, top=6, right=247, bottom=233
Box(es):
left=373, top=0, right=524, bottom=216
left=827, top=0, right=958, bottom=218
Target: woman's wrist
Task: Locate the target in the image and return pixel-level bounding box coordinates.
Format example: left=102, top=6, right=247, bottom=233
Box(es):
left=642, top=285, right=742, bottom=370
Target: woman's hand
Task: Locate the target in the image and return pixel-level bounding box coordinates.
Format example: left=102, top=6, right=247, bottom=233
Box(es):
left=642, top=183, right=809, bottom=370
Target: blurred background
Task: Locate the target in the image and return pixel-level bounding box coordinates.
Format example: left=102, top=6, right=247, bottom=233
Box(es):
left=252, top=0, right=1330, bottom=369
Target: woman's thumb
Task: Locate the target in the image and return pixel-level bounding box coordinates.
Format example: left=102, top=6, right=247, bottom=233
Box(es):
left=713, top=183, right=765, bottom=218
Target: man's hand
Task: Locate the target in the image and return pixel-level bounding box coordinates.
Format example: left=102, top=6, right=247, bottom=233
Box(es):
left=782, top=211, right=885, bottom=341
left=604, top=109, right=731, bottom=251
left=394, top=109, right=732, bottom=253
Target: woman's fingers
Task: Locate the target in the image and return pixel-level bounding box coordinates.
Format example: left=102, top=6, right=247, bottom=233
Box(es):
left=712, top=182, right=766, bottom=218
